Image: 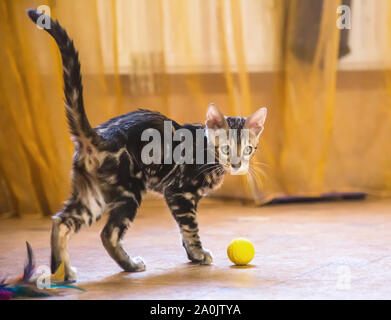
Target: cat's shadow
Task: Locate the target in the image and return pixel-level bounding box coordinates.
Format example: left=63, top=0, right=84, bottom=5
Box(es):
left=79, top=262, right=258, bottom=294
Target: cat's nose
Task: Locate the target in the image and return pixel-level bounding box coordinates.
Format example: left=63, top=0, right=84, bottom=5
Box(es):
left=231, top=163, right=241, bottom=169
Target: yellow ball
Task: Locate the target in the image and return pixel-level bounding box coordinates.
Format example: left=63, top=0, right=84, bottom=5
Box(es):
left=227, top=238, right=255, bottom=265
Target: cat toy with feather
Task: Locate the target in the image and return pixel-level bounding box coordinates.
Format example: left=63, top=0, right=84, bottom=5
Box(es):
left=0, top=242, right=84, bottom=300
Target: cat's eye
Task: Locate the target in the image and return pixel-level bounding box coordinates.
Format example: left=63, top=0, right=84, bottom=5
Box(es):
left=220, top=145, right=230, bottom=155
left=243, top=146, right=253, bottom=156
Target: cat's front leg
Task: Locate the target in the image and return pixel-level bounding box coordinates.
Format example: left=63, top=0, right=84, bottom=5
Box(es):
left=164, top=190, right=213, bottom=265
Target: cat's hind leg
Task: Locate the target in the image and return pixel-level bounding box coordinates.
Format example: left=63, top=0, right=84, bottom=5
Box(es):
left=51, top=200, right=97, bottom=282
left=100, top=191, right=145, bottom=272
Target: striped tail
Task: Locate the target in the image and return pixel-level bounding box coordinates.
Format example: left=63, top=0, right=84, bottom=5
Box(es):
left=27, top=9, right=96, bottom=141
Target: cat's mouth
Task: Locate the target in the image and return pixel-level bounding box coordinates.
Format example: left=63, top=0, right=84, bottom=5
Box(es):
left=229, top=167, right=248, bottom=175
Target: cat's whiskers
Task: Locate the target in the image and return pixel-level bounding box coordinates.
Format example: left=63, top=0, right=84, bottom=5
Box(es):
left=250, top=165, right=267, bottom=178
left=245, top=168, right=260, bottom=195
left=200, top=166, right=224, bottom=186
left=246, top=167, right=264, bottom=191
left=250, top=161, right=270, bottom=168
left=194, top=164, right=221, bottom=180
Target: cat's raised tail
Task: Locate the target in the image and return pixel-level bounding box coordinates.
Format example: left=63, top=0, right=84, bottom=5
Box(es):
left=27, top=9, right=97, bottom=142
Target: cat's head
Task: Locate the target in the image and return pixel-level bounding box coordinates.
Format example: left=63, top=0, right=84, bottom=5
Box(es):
left=205, top=103, right=267, bottom=175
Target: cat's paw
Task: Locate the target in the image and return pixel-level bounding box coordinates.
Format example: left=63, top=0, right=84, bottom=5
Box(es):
left=64, top=266, right=77, bottom=283
left=131, top=256, right=146, bottom=272
left=200, top=249, right=213, bottom=265
left=121, top=256, right=146, bottom=273
left=188, top=248, right=213, bottom=265
left=118, top=256, right=146, bottom=272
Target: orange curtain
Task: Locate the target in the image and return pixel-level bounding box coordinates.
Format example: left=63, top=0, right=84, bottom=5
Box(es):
left=0, top=0, right=390, bottom=217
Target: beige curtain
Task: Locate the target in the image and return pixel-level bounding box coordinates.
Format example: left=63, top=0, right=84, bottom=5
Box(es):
left=0, top=0, right=390, bottom=217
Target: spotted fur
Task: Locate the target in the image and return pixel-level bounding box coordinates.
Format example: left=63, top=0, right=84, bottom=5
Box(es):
left=27, top=9, right=266, bottom=281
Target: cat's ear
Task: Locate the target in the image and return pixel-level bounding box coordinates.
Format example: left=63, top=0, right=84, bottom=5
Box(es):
left=205, top=103, right=228, bottom=130
left=245, top=107, right=267, bottom=137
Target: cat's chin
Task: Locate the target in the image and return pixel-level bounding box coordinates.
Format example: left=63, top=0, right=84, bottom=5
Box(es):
left=229, top=169, right=248, bottom=176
